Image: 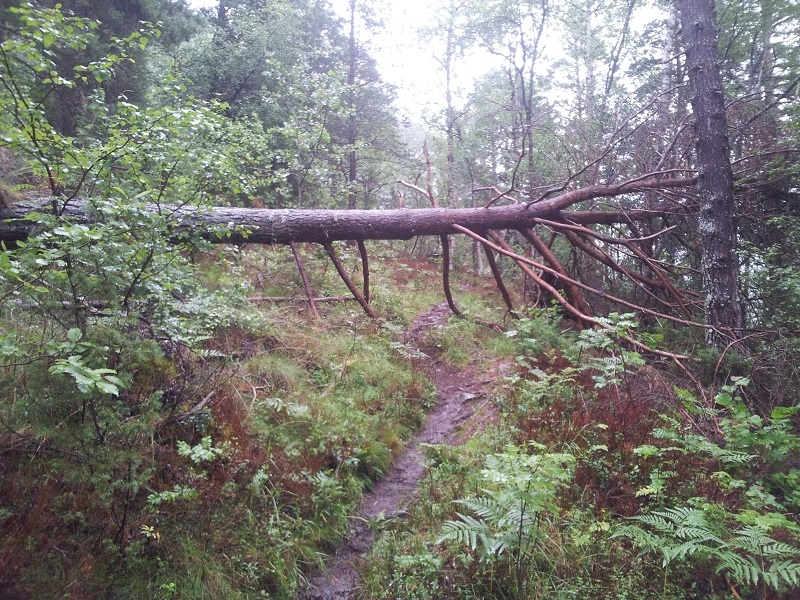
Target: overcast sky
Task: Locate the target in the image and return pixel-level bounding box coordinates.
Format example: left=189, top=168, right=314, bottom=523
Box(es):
left=184, top=0, right=492, bottom=122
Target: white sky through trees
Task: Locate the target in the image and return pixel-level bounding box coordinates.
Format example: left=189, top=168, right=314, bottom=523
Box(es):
left=185, top=0, right=494, bottom=121
left=184, top=0, right=664, bottom=126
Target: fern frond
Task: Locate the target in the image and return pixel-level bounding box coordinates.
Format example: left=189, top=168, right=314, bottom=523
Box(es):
left=715, top=552, right=762, bottom=588
left=498, top=506, right=540, bottom=528
left=761, top=541, right=800, bottom=558
left=674, top=526, right=724, bottom=545
left=762, top=568, right=780, bottom=590
left=486, top=530, right=519, bottom=556
left=611, top=524, right=664, bottom=552
left=455, top=496, right=506, bottom=522
left=438, top=514, right=492, bottom=551
left=769, top=560, right=800, bottom=587
left=621, top=505, right=800, bottom=593
left=732, top=525, right=799, bottom=557
left=440, top=444, right=576, bottom=562
left=633, top=513, right=676, bottom=534
left=662, top=539, right=710, bottom=563
left=659, top=506, right=711, bottom=527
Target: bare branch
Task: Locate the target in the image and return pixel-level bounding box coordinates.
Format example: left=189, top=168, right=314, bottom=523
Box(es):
left=289, top=241, right=320, bottom=320
left=323, top=242, right=376, bottom=318
left=482, top=239, right=516, bottom=315
left=454, top=225, right=690, bottom=360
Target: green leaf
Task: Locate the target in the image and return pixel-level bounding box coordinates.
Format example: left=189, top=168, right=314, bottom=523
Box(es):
left=771, top=406, right=798, bottom=420
left=634, top=444, right=660, bottom=458
left=716, top=393, right=733, bottom=407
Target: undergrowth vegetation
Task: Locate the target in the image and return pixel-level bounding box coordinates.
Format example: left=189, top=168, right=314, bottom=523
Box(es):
left=3, top=8, right=800, bottom=599
left=4, top=202, right=800, bottom=599
left=360, top=309, right=800, bottom=600
left=0, top=225, right=457, bottom=598
left=0, top=14, right=459, bottom=596
left=0, top=15, right=506, bottom=596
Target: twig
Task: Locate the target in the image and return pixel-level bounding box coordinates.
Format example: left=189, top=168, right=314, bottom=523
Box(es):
left=441, top=234, right=462, bottom=317
left=247, top=295, right=355, bottom=303
left=453, top=225, right=690, bottom=361
left=357, top=239, right=370, bottom=303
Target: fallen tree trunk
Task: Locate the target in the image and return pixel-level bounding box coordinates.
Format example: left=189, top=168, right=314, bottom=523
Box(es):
left=0, top=178, right=695, bottom=245
left=247, top=296, right=355, bottom=303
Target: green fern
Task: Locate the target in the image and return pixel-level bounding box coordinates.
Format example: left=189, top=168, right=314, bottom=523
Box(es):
left=767, top=560, right=800, bottom=587
left=439, top=513, right=495, bottom=553
left=613, top=503, right=800, bottom=592
left=437, top=444, right=574, bottom=560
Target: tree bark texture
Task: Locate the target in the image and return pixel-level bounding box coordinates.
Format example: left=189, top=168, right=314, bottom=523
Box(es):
left=679, top=0, right=745, bottom=344
left=347, top=0, right=358, bottom=210
left=0, top=178, right=694, bottom=246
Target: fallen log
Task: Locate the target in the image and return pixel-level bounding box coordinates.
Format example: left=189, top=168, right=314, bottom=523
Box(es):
left=247, top=296, right=355, bottom=303
left=0, top=178, right=695, bottom=245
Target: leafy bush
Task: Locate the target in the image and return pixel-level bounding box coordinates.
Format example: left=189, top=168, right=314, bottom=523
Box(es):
left=0, top=9, right=362, bottom=597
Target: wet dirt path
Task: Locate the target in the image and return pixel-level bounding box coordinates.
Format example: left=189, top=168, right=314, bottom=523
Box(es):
left=297, top=303, right=502, bottom=600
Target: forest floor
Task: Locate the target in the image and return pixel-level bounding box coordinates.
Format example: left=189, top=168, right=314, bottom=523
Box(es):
left=297, top=302, right=508, bottom=600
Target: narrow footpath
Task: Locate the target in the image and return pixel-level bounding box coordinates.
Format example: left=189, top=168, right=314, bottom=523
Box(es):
left=297, top=303, right=503, bottom=600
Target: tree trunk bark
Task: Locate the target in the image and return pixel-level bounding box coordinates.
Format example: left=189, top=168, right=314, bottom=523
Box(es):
left=679, top=0, right=744, bottom=346
left=347, top=0, right=358, bottom=210
left=0, top=178, right=694, bottom=246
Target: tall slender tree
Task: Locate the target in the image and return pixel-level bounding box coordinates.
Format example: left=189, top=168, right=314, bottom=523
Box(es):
left=420, top=0, right=471, bottom=266
left=467, top=0, right=549, bottom=190
left=679, top=0, right=744, bottom=345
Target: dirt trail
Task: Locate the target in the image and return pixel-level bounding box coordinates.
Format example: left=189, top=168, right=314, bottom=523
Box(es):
left=297, top=303, right=503, bottom=600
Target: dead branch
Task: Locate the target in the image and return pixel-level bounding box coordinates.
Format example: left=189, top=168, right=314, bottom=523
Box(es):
left=536, top=216, right=696, bottom=317
left=441, top=234, right=462, bottom=317
left=423, top=141, right=438, bottom=208
left=357, top=239, right=370, bottom=303
left=519, top=227, right=593, bottom=317
left=414, top=147, right=461, bottom=317
left=561, top=229, right=694, bottom=315
left=484, top=229, right=592, bottom=327
left=455, top=225, right=691, bottom=361
left=290, top=241, right=320, bottom=320
left=454, top=224, right=703, bottom=331
left=482, top=240, right=516, bottom=315
left=323, top=242, right=376, bottom=318
left=247, top=295, right=355, bottom=303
